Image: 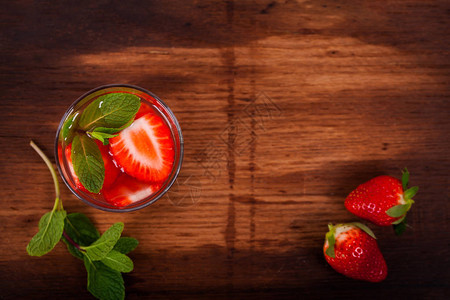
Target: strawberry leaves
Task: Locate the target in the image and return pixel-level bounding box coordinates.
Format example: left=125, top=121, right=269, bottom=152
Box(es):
left=386, top=168, right=419, bottom=235
left=351, top=222, right=376, bottom=239
left=404, top=186, right=419, bottom=200
left=391, top=168, right=418, bottom=235
left=401, top=167, right=410, bottom=190
left=325, top=224, right=336, bottom=258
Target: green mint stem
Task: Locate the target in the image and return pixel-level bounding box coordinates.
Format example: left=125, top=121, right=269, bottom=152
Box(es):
left=30, top=140, right=63, bottom=211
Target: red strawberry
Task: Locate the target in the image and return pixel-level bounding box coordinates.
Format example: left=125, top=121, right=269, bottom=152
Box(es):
left=109, top=111, right=174, bottom=183
left=103, top=173, right=160, bottom=207
left=65, top=140, right=120, bottom=192
left=135, top=101, right=154, bottom=120
left=324, top=223, right=387, bottom=282
left=345, top=169, right=418, bottom=227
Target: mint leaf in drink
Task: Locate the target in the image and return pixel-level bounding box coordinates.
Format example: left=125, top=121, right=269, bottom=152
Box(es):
left=92, top=117, right=135, bottom=135
left=113, top=237, right=139, bottom=254
left=100, top=250, right=134, bottom=273
left=88, top=131, right=119, bottom=145
left=79, top=93, right=140, bottom=131
left=84, top=258, right=125, bottom=300
left=62, top=112, right=80, bottom=143
left=71, top=134, right=105, bottom=193
left=81, top=222, right=124, bottom=261
left=27, top=210, right=66, bottom=256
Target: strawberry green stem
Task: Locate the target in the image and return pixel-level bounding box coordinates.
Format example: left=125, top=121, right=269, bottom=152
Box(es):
left=30, top=140, right=63, bottom=211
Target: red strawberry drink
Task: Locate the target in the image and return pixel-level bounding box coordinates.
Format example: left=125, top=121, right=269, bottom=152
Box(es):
left=55, top=85, right=183, bottom=211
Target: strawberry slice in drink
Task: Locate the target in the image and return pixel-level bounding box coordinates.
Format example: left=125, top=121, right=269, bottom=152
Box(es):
left=65, top=140, right=120, bottom=192
left=103, top=173, right=161, bottom=207
left=109, top=111, right=175, bottom=183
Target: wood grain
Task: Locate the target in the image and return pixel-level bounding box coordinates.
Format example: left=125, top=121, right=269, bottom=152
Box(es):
left=1, top=0, right=449, bottom=299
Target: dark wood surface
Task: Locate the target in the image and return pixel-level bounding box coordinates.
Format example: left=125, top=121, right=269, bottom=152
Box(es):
left=1, top=1, right=449, bottom=299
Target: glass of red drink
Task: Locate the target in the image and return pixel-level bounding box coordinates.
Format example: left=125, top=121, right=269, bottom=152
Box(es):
left=55, top=84, right=183, bottom=212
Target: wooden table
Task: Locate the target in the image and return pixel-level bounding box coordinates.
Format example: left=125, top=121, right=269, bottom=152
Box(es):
left=1, top=1, right=449, bottom=299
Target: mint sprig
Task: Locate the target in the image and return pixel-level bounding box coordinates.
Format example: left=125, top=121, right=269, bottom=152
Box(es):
left=27, top=141, right=66, bottom=256
left=66, top=93, right=140, bottom=192
left=27, top=141, right=138, bottom=300
left=71, top=134, right=105, bottom=193
left=62, top=213, right=100, bottom=260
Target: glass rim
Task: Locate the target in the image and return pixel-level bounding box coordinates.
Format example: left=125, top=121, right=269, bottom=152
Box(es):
left=54, top=84, right=184, bottom=212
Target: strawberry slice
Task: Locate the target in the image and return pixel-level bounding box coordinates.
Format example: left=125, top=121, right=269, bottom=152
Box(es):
left=109, top=111, right=175, bottom=183
left=65, top=140, right=120, bottom=192
left=103, top=173, right=161, bottom=207
left=135, top=101, right=154, bottom=119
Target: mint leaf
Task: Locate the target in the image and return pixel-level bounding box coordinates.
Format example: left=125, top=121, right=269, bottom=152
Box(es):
left=65, top=213, right=100, bottom=245
left=71, top=134, right=105, bottom=193
left=386, top=204, right=409, bottom=218
left=63, top=213, right=100, bottom=259
left=92, top=127, right=122, bottom=134
left=62, top=112, right=80, bottom=143
left=113, top=237, right=139, bottom=254
left=101, top=250, right=134, bottom=273
left=79, top=93, right=140, bottom=131
left=404, top=186, right=418, bottom=200
left=89, top=131, right=119, bottom=145
left=84, top=258, right=125, bottom=300
left=81, top=222, right=124, bottom=261
left=27, top=210, right=66, bottom=256
left=92, top=117, right=135, bottom=135
left=401, top=167, right=410, bottom=190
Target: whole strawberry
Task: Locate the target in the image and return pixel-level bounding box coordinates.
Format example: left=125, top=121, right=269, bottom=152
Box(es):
left=323, top=223, right=387, bottom=282
left=345, top=168, right=418, bottom=228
